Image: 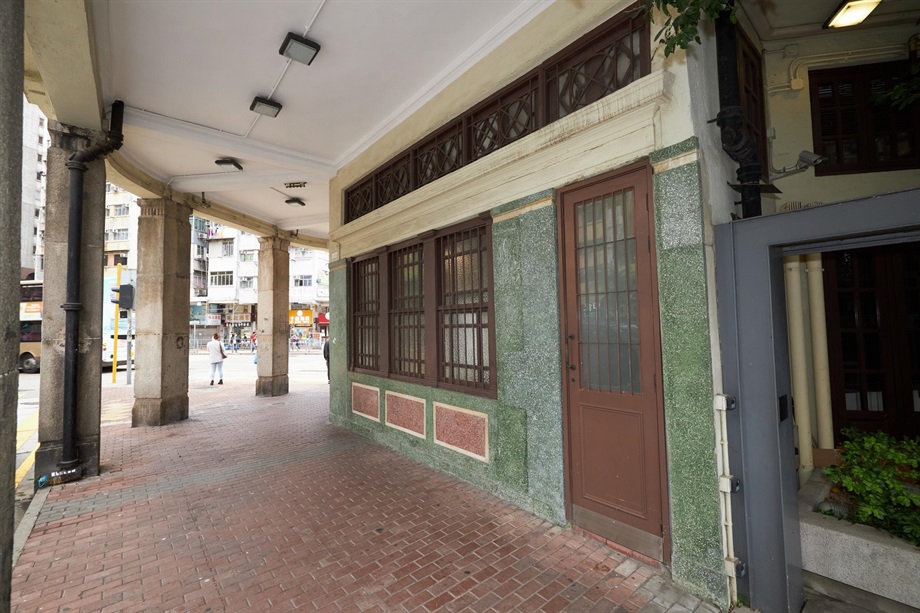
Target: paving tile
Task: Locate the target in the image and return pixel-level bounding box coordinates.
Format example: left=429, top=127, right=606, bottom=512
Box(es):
left=10, top=361, right=708, bottom=612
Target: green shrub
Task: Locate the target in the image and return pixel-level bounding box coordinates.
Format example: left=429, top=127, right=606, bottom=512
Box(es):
left=824, top=428, right=920, bottom=546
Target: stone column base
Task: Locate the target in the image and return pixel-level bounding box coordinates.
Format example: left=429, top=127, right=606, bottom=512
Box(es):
left=132, top=395, right=189, bottom=427
left=256, top=375, right=289, bottom=397
left=34, top=440, right=100, bottom=485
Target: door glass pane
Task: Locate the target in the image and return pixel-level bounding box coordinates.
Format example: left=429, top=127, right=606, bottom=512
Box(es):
left=574, top=188, right=641, bottom=393
left=838, top=293, right=856, bottom=328
left=844, top=373, right=861, bottom=411
left=867, top=374, right=885, bottom=412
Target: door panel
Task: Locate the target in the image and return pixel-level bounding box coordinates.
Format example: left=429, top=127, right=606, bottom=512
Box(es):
left=559, top=164, right=666, bottom=558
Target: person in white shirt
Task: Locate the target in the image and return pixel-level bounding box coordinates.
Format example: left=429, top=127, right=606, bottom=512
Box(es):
left=207, top=333, right=226, bottom=385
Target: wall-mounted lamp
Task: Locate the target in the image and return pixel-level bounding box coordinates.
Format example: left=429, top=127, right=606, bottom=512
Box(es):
left=280, top=32, right=321, bottom=66
left=250, top=96, right=282, bottom=117
left=824, top=0, right=881, bottom=29
left=770, top=150, right=828, bottom=181
left=285, top=197, right=306, bottom=207
left=215, top=158, right=243, bottom=171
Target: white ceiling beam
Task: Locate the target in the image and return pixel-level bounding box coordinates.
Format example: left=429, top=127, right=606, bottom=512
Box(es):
left=123, top=106, right=337, bottom=178
left=167, top=170, right=319, bottom=193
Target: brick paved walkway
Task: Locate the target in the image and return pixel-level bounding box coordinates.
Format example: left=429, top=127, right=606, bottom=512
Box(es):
left=11, top=362, right=720, bottom=612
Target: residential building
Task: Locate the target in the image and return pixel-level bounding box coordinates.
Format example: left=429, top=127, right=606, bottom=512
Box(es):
left=20, top=95, right=48, bottom=279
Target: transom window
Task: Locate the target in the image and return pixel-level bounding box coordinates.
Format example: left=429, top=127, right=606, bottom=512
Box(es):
left=240, top=276, right=255, bottom=289
left=350, top=218, right=496, bottom=396
left=344, top=8, right=649, bottom=223
left=294, top=275, right=313, bottom=287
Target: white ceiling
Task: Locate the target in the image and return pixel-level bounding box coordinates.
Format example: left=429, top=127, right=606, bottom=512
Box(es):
left=89, top=0, right=553, bottom=240
left=86, top=0, right=918, bottom=241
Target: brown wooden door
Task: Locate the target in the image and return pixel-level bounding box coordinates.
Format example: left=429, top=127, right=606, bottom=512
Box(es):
left=558, top=164, right=667, bottom=560
left=824, top=242, right=920, bottom=442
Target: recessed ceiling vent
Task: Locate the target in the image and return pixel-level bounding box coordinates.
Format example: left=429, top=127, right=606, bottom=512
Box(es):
left=284, top=181, right=308, bottom=189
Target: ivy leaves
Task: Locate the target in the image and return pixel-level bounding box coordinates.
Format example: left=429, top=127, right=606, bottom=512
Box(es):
left=824, top=428, right=920, bottom=546
left=644, top=0, right=736, bottom=57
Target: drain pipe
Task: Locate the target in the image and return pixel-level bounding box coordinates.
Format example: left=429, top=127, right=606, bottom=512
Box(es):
left=55, top=101, right=125, bottom=485
left=714, top=5, right=763, bottom=218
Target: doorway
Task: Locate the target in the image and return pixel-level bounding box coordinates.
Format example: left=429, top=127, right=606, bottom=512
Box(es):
left=557, top=162, right=668, bottom=561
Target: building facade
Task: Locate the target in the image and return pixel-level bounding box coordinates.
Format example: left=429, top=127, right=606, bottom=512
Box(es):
left=20, top=95, right=49, bottom=279
left=325, top=4, right=919, bottom=612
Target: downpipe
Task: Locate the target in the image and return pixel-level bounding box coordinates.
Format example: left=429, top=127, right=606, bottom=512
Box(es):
left=54, top=101, right=124, bottom=486
left=714, top=5, right=763, bottom=219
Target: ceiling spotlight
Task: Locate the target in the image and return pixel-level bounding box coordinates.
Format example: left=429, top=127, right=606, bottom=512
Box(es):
left=280, top=32, right=321, bottom=66
left=824, top=0, right=881, bottom=29
left=250, top=96, right=282, bottom=117
left=215, top=158, right=243, bottom=171
left=285, top=197, right=306, bottom=207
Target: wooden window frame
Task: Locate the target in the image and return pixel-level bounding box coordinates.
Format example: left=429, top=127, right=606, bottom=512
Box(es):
left=349, top=218, right=497, bottom=398
left=809, top=60, right=920, bottom=176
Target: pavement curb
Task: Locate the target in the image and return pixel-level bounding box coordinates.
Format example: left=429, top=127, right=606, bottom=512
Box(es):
left=12, top=485, right=48, bottom=568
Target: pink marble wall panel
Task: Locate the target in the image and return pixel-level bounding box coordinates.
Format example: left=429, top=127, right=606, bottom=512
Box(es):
left=351, top=383, right=380, bottom=421
left=434, top=403, right=489, bottom=462
left=385, top=392, right=426, bottom=438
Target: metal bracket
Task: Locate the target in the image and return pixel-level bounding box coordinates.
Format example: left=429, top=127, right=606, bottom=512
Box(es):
left=724, top=557, right=747, bottom=578
left=719, top=475, right=742, bottom=494
left=715, top=393, right=737, bottom=412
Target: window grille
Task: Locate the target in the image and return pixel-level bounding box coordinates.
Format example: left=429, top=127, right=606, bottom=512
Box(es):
left=294, top=275, right=313, bottom=287
left=417, top=122, right=464, bottom=186
left=352, top=258, right=381, bottom=372
left=469, top=76, right=539, bottom=161
left=390, top=244, right=425, bottom=378
left=221, top=240, right=234, bottom=257
left=376, top=154, right=412, bottom=208
left=349, top=219, right=496, bottom=395
left=545, top=15, right=646, bottom=122
left=438, top=225, right=492, bottom=390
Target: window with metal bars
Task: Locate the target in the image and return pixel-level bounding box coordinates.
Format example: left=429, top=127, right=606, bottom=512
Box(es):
left=390, top=244, right=425, bottom=378
left=349, top=218, right=496, bottom=396
left=343, top=5, right=650, bottom=224
left=438, top=225, right=492, bottom=390
left=809, top=60, right=920, bottom=176
left=352, top=257, right=381, bottom=372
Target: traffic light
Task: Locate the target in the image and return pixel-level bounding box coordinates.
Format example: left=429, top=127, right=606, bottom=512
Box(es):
left=110, top=284, right=135, bottom=309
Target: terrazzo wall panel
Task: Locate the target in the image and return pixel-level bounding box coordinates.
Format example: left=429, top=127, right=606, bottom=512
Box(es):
left=352, top=383, right=380, bottom=421
left=334, top=191, right=566, bottom=524
left=434, top=403, right=489, bottom=462
left=385, top=392, right=425, bottom=438
left=649, top=137, right=726, bottom=608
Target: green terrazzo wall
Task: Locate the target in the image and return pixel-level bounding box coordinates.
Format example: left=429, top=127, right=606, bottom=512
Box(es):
left=328, top=194, right=566, bottom=524
left=650, top=138, right=727, bottom=609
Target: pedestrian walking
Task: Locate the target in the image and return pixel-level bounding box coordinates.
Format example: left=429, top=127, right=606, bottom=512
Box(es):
left=250, top=332, right=257, bottom=353
left=323, top=336, right=330, bottom=382
left=207, top=333, right=226, bottom=385
left=231, top=333, right=240, bottom=353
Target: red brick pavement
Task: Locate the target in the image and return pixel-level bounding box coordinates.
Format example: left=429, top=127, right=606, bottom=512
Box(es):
left=11, top=372, right=720, bottom=612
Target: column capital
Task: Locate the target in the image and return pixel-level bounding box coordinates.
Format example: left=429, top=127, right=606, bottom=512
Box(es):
left=258, top=236, right=290, bottom=252
left=138, top=198, right=192, bottom=221
left=48, top=121, right=106, bottom=152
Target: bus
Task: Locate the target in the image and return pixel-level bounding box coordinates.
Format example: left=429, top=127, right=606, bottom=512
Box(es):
left=19, top=280, right=42, bottom=374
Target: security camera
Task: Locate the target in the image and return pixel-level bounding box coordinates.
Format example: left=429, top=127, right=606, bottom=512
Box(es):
left=797, top=150, right=827, bottom=168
